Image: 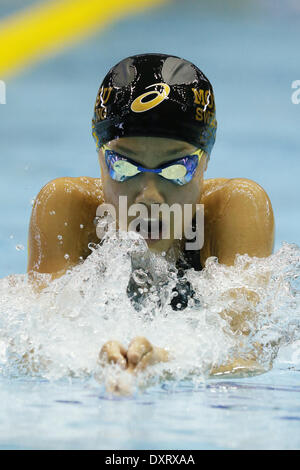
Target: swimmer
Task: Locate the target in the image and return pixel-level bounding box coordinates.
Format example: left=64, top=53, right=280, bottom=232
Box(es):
left=27, top=54, right=274, bottom=376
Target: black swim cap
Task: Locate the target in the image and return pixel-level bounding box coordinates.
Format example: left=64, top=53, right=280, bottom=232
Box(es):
left=92, top=53, right=217, bottom=157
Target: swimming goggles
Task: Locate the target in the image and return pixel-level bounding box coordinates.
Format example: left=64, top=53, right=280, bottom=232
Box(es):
left=102, top=145, right=205, bottom=186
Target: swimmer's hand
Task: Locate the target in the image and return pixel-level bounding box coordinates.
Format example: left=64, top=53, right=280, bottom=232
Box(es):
left=99, top=336, right=169, bottom=374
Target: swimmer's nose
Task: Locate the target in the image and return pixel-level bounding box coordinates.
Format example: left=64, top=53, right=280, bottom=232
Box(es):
left=134, top=174, right=165, bottom=206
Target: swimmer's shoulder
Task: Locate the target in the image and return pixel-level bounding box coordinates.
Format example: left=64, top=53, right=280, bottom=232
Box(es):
left=201, top=176, right=272, bottom=206
left=28, top=177, right=105, bottom=276
left=200, top=177, right=274, bottom=265
left=202, top=177, right=229, bottom=199
left=31, top=175, right=104, bottom=246
left=35, top=176, right=104, bottom=206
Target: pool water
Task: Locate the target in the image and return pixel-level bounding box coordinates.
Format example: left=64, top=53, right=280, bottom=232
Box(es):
left=0, top=368, right=300, bottom=450
left=0, top=0, right=300, bottom=450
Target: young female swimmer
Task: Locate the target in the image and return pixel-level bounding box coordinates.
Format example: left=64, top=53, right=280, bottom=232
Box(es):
left=27, top=54, right=274, bottom=376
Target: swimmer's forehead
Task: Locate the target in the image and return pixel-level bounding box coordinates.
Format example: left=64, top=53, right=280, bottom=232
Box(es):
left=107, top=137, right=198, bottom=165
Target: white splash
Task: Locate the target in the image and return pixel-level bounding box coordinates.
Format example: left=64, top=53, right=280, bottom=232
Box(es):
left=0, top=230, right=299, bottom=392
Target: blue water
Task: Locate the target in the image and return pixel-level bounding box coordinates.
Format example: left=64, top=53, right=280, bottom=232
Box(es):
left=0, top=0, right=300, bottom=450
left=1, top=366, right=300, bottom=450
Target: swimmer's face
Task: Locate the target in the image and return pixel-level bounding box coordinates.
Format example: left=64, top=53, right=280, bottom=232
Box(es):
left=98, top=136, right=207, bottom=254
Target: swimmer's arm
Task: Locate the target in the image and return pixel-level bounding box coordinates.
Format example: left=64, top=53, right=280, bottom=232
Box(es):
left=204, top=178, right=275, bottom=266
left=200, top=178, right=275, bottom=374
left=210, top=354, right=267, bottom=377
left=27, top=177, right=102, bottom=289
left=210, top=287, right=269, bottom=376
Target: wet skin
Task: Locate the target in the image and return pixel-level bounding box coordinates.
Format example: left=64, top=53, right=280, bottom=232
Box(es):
left=98, top=137, right=207, bottom=256
left=27, top=137, right=275, bottom=376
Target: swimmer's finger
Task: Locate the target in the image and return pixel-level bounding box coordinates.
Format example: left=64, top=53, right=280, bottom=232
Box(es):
left=99, top=340, right=127, bottom=369
left=134, top=346, right=169, bottom=373
left=105, top=375, right=134, bottom=396
left=127, top=336, right=153, bottom=370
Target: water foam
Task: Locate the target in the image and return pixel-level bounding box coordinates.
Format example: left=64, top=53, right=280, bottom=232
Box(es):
left=0, top=230, right=299, bottom=393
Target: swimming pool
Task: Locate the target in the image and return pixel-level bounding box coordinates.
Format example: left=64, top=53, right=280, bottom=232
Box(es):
left=0, top=0, right=300, bottom=450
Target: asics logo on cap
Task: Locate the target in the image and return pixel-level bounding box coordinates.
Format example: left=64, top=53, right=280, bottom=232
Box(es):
left=131, top=82, right=170, bottom=113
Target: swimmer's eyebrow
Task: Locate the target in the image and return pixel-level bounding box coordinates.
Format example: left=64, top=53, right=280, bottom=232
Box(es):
left=113, top=145, right=138, bottom=156
left=113, top=145, right=196, bottom=161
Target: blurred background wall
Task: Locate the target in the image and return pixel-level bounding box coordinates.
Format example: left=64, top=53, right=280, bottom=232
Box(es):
left=0, top=0, right=299, bottom=276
